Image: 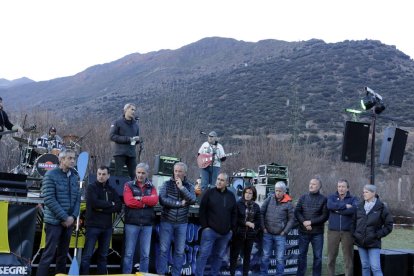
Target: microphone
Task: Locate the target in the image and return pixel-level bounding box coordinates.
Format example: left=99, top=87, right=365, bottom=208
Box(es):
left=200, top=131, right=207, bottom=135
left=134, top=116, right=140, bottom=121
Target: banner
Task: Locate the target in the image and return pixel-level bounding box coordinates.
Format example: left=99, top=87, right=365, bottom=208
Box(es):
left=40, top=202, right=87, bottom=249
left=0, top=203, right=37, bottom=276
left=146, top=218, right=299, bottom=275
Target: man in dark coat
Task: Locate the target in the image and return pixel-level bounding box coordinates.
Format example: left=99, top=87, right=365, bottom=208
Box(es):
left=295, top=176, right=329, bottom=276
left=156, top=162, right=196, bottom=276
left=110, top=103, right=140, bottom=179
left=80, top=165, right=122, bottom=275
left=195, top=172, right=237, bottom=276
left=0, top=96, right=23, bottom=140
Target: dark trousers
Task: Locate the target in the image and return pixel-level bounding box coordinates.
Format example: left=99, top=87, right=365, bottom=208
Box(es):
left=229, top=236, right=254, bottom=276
left=114, top=155, right=136, bottom=179
left=37, top=223, right=73, bottom=276
left=80, top=227, right=113, bottom=275
left=297, top=232, right=324, bottom=276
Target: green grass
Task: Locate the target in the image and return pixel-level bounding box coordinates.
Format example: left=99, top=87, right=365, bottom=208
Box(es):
left=306, top=227, right=414, bottom=275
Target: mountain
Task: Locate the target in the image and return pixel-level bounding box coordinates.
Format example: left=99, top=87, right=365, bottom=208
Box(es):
left=1, top=37, right=414, bottom=138
left=0, top=77, right=34, bottom=89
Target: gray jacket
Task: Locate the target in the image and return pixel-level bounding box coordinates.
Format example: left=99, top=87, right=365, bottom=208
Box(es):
left=109, top=116, right=139, bottom=157
left=261, top=194, right=295, bottom=235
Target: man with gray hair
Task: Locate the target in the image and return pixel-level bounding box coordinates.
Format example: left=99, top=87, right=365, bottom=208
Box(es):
left=157, top=162, right=196, bottom=276
left=295, top=176, right=329, bottom=276
left=260, top=181, right=295, bottom=276
left=37, top=149, right=81, bottom=276
left=110, top=103, right=140, bottom=179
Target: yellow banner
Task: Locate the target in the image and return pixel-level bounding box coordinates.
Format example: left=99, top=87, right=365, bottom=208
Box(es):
left=40, top=203, right=87, bottom=249
left=0, top=201, right=10, bottom=253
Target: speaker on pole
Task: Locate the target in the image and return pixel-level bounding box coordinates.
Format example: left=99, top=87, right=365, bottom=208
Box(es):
left=341, top=121, right=371, bottom=164
left=379, top=127, right=408, bottom=167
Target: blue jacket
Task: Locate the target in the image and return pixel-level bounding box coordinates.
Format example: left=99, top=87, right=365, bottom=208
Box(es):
left=327, top=191, right=358, bottom=231
left=41, top=167, right=81, bottom=225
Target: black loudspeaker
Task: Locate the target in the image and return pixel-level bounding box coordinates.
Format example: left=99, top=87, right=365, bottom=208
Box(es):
left=379, top=127, right=408, bottom=167
left=0, top=172, right=28, bottom=197
left=108, top=158, right=129, bottom=177
left=153, top=155, right=180, bottom=176
left=354, top=249, right=412, bottom=276
left=88, top=174, right=130, bottom=198
left=341, top=121, right=370, bottom=163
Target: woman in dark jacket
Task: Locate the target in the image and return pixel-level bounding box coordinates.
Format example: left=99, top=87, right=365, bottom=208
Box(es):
left=229, top=186, right=262, bottom=276
left=353, top=184, right=393, bottom=276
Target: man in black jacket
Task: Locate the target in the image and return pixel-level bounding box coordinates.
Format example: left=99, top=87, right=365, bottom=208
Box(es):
left=109, top=103, right=140, bottom=179
left=294, top=177, right=329, bottom=276
left=80, top=165, right=122, bottom=275
left=156, top=162, right=196, bottom=276
left=195, top=172, right=237, bottom=276
left=0, top=96, right=23, bottom=141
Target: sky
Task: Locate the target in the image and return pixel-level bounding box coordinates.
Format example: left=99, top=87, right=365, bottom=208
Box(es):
left=0, top=0, right=412, bottom=82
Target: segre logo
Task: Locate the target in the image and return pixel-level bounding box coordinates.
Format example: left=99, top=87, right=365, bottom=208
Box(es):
left=0, top=266, right=28, bottom=274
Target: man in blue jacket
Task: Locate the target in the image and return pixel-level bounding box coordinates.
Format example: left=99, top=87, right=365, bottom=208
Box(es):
left=156, top=162, right=196, bottom=276
left=37, top=149, right=81, bottom=276
left=327, top=179, right=358, bottom=276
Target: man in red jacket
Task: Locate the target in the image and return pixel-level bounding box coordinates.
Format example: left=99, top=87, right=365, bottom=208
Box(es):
left=122, top=163, right=158, bottom=273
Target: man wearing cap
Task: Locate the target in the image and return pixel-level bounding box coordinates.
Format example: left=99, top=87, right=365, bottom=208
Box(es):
left=197, top=131, right=226, bottom=192
left=0, top=96, right=23, bottom=141
left=39, top=126, right=64, bottom=155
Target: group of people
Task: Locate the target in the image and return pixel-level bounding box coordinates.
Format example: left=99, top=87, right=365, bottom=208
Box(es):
left=36, top=149, right=393, bottom=276
left=3, top=101, right=394, bottom=276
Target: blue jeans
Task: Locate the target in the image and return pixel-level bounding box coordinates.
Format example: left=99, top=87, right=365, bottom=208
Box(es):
left=297, top=232, right=324, bottom=276
left=358, top=247, right=383, bottom=276
left=260, top=233, right=286, bottom=276
left=200, top=166, right=220, bottom=191
left=122, top=224, right=152, bottom=273
left=195, top=227, right=232, bottom=276
left=37, top=223, right=73, bottom=276
left=156, top=222, right=188, bottom=276
left=80, top=227, right=112, bottom=275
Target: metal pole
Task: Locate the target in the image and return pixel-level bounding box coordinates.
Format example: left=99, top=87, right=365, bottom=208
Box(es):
left=370, top=111, right=376, bottom=185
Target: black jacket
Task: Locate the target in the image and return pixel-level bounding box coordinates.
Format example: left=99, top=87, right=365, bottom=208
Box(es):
left=109, top=116, right=139, bottom=157
left=0, top=109, right=14, bottom=140
left=234, top=199, right=262, bottom=240
left=199, top=187, right=237, bottom=235
left=352, top=196, right=393, bottom=248
left=85, top=180, right=122, bottom=229
left=159, top=178, right=196, bottom=224
left=294, top=191, right=329, bottom=234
